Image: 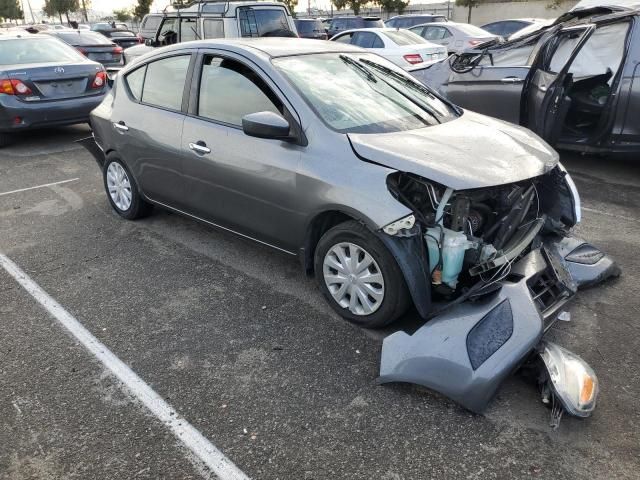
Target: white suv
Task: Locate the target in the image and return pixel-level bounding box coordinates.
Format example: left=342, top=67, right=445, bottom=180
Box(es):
left=124, top=0, right=297, bottom=64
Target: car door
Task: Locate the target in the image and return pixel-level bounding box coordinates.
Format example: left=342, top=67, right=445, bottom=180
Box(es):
left=112, top=52, right=195, bottom=208
left=525, top=24, right=596, bottom=144
left=180, top=51, right=303, bottom=251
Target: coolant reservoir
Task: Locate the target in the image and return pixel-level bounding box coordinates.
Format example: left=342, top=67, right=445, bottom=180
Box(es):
left=425, top=227, right=475, bottom=289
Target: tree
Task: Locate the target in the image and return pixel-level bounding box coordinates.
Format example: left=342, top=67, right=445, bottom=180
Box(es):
left=0, top=0, right=24, bottom=21
left=133, top=0, right=153, bottom=20
left=376, top=0, right=409, bottom=15
left=282, top=0, right=297, bottom=17
left=455, top=0, right=479, bottom=24
left=42, top=0, right=79, bottom=24
left=113, top=8, right=132, bottom=22
left=331, top=0, right=348, bottom=10
left=348, top=0, right=368, bottom=15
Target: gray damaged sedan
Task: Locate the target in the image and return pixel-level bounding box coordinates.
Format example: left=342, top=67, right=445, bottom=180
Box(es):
left=81, top=38, right=620, bottom=423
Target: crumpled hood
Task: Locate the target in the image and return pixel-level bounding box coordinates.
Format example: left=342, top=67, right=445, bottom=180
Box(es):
left=348, top=111, right=559, bottom=190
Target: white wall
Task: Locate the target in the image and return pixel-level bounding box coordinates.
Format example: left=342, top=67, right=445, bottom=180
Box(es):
left=452, top=0, right=579, bottom=25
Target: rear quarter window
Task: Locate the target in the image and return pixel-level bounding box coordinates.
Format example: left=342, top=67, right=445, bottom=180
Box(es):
left=142, top=16, right=161, bottom=30
left=239, top=7, right=292, bottom=37
left=125, top=66, right=146, bottom=101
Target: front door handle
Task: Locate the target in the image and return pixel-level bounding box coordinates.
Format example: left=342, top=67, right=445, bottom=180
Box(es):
left=113, top=121, right=129, bottom=132
left=500, top=77, right=524, bottom=84
left=189, top=141, right=211, bottom=155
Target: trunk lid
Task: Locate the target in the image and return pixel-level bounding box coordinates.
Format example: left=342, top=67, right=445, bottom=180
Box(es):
left=348, top=110, right=559, bottom=190
left=6, top=61, right=104, bottom=100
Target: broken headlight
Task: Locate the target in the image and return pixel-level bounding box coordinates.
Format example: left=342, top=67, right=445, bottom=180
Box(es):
left=383, top=214, right=415, bottom=236
left=540, top=341, right=598, bottom=417
left=558, top=163, right=581, bottom=224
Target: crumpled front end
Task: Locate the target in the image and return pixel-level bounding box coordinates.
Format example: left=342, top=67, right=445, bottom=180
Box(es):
left=377, top=164, right=619, bottom=420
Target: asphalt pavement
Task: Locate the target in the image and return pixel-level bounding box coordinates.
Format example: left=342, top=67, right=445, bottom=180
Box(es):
left=1, top=125, right=638, bottom=480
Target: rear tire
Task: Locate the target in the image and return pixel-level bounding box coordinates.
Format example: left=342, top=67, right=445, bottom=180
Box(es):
left=103, top=155, right=152, bottom=220
left=314, top=220, right=410, bottom=328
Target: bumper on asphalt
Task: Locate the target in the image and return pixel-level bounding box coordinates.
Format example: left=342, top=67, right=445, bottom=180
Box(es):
left=0, top=93, right=106, bottom=133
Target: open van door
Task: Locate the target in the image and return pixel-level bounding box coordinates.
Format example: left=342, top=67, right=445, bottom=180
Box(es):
left=525, top=24, right=596, bottom=144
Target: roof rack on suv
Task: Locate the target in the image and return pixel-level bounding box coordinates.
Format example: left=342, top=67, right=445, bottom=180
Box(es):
left=162, top=0, right=282, bottom=15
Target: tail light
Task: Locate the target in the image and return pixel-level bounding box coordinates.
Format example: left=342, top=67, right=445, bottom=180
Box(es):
left=468, top=39, right=484, bottom=47
left=112, top=46, right=123, bottom=54
left=403, top=54, right=423, bottom=65
left=0, top=79, right=33, bottom=95
left=91, top=71, right=107, bottom=89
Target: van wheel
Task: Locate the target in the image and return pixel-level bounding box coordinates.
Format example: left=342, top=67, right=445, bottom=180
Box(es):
left=103, top=156, right=152, bottom=220
left=314, top=220, right=410, bottom=328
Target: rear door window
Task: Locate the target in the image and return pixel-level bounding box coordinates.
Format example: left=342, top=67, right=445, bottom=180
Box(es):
left=238, top=7, right=292, bottom=37
left=197, top=55, right=282, bottom=126
left=125, top=66, right=146, bottom=100
left=352, top=31, right=376, bottom=48
left=141, top=55, right=191, bottom=110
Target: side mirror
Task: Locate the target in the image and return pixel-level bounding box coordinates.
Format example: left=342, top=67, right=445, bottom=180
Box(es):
left=145, top=38, right=156, bottom=47
left=242, top=111, right=291, bottom=140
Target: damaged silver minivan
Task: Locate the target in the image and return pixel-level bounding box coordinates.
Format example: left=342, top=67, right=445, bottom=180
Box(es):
left=81, top=38, right=620, bottom=423
left=412, top=6, right=640, bottom=154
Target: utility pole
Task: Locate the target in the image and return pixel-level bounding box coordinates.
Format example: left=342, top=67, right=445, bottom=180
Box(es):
left=26, top=0, right=35, bottom=23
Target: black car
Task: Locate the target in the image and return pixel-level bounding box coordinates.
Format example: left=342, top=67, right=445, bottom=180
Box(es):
left=327, top=16, right=383, bottom=38
left=385, top=14, right=448, bottom=29
left=98, top=29, right=142, bottom=49
left=480, top=19, right=540, bottom=38
left=45, top=30, right=123, bottom=67
left=294, top=18, right=328, bottom=39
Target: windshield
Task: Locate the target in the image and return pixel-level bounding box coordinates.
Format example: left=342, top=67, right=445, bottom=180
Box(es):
left=0, top=37, right=84, bottom=64
left=56, top=32, right=112, bottom=45
left=384, top=30, right=428, bottom=45
left=274, top=53, right=458, bottom=134
left=295, top=20, right=324, bottom=33
left=239, top=8, right=293, bottom=37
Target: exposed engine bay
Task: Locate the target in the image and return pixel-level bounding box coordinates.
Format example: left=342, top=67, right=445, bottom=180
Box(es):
left=378, top=166, right=620, bottom=427
left=385, top=166, right=578, bottom=301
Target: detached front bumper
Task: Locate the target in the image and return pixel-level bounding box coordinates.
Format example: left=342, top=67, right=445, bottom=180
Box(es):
left=379, top=237, right=618, bottom=415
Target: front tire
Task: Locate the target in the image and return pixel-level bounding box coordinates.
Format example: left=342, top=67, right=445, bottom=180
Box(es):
left=314, top=220, right=410, bottom=328
left=103, top=155, right=152, bottom=220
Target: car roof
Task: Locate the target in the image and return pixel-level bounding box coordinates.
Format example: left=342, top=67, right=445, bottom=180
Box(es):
left=333, top=27, right=411, bottom=34
left=0, top=32, right=51, bottom=40
left=150, top=37, right=363, bottom=58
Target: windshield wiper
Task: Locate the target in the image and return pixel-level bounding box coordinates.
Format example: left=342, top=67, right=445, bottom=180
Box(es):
left=359, top=58, right=444, bottom=123
left=339, top=54, right=377, bottom=82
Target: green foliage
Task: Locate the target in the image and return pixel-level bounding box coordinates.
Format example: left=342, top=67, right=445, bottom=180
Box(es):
left=331, top=0, right=348, bottom=10
left=283, top=0, right=297, bottom=16
left=133, top=0, right=153, bottom=20
left=376, top=0, right=409, bottom=15
left=42, top=0, right=80, bottom=17
left=113, top=7, right=132, bottom=22
left=0, top=0, right=24, bottom=21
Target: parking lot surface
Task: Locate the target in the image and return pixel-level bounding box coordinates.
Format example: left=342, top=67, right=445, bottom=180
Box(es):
left=1, top=125, right=639, bottom=479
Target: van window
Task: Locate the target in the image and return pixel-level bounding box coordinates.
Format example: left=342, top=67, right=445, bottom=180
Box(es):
left=141, top=55, right=191, bottom=110
left=180, top=17, right=199, bottom=42
left=198, top=55, right=282, bottom=125
left=238, top=7, right=292, bottom=37
left=142, top=15, right=161, bottom=30
left=203, top=19, right=224, bottom=39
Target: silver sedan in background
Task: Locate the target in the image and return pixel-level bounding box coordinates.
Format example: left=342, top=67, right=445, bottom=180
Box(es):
left=409, top=21, right=500, bottom=54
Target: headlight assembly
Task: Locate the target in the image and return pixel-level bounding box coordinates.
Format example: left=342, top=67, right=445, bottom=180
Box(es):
left=540, top=341, right=598, bottom=418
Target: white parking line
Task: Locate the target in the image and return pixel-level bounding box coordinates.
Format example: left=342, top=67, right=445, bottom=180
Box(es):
left=0, top=252, right=250, bottom=480
left=0, top=178, right=79, bottom=197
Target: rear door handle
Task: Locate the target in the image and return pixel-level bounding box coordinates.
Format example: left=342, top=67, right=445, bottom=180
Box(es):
left=113, top=121, right=129, bottom=132
left=500, top=77, right=524, bottom=84
left=189, top=141, right=211, bottom=155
